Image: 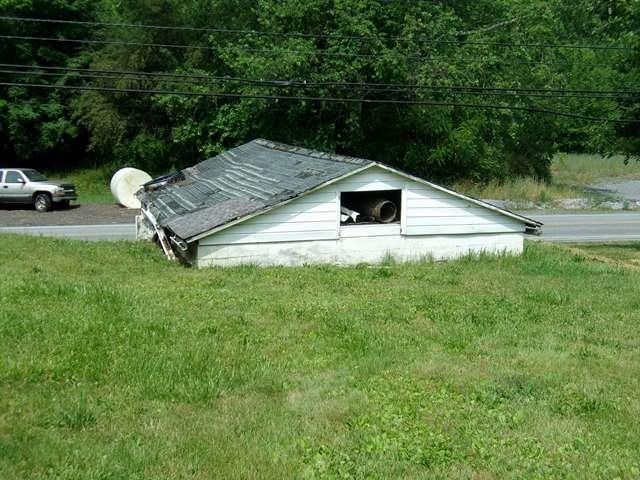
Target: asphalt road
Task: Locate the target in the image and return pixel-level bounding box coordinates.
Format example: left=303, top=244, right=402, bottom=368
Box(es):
left=528, top=212, right=640, bottom=242
left=1, top=212, right=639, bottom=242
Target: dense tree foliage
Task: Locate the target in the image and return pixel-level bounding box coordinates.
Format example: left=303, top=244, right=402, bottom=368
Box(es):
left=0, top=0, right=637, bottom=182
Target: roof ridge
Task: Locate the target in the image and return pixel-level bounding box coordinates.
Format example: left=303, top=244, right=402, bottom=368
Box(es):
left=253, top=139, right=371, bottom=166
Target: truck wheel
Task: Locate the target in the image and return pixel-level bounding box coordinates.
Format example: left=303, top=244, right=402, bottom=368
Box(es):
left=34, top=193, right=52, bottom=212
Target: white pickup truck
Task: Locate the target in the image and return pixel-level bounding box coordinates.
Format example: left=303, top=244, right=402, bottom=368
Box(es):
left=0, top=168, right=77, bottom=212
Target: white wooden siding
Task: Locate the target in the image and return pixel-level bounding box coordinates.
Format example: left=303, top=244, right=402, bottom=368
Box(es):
left=330, top=167, right=523, bottom=236
left=197, top=233, right=524, bottom=267
left=403, top=183, right=524, bottom=235
left=330, top=168, right=404, bottom=192
left=199, top=188, right=338, bottom=246
left=340, top=224, right=401, bottom=238
left=198, top=165, right=526, bottom=249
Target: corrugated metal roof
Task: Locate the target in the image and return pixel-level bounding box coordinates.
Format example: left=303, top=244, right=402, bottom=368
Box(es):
left=139, top=139, right=372, bottom=240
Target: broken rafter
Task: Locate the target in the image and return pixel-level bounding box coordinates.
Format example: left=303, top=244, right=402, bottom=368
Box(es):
left=141, top=207, right=177, bottom=261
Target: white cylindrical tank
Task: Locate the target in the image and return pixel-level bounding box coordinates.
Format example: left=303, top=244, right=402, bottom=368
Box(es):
left=110, top=168, right=152, bottom=209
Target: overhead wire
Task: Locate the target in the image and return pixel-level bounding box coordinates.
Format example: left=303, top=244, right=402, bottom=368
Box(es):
left=2, top=63, right=637, bottom=96
left=0, top=80, right=636, bottom=124
left=0, top=34, right=621, bottom=69
left=0, top=65, right=637, bottom=100
left=0, top=16, right=635, bottom=124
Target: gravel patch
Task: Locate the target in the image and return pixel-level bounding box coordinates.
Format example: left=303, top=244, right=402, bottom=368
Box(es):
left=555, top=198, right=593, bottom=210
left=0, top=204, right=138, bottom=227
left=588, top=180, right=640, bottom=201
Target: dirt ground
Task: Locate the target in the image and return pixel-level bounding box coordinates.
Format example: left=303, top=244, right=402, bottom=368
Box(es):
left=0, top=203, right=138, bottom=227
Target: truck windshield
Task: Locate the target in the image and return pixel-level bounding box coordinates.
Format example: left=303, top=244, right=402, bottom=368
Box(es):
left=22, top=169, right=48, bottom=182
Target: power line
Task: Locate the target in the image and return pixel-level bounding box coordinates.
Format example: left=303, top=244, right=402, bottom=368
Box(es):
left=0, top=34, right=214, bottom=52
left=2, top=63, right=637, bottom=97
left=0, top=34, right=622, bottom=68
left=0, top=80, right=636, bottom=124
left=0, top=15, right=631, bottom=51
left=1, top=66, right=636, bottom=100
left=232, top=47, right=618, bottom=67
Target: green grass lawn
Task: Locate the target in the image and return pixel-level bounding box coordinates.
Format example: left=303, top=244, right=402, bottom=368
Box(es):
left=570, top=242, right=640, bottom=268
left=1, top=237, right=640, bottom=479
left=552, top=153, right=640, bottom=186
left=455, top=153, right=640, bottom=207
left=44, top=165, right=115, bottom=204
left=454, top=175, right=583, bottom=205
left=45, top=165, right=114, bottom=204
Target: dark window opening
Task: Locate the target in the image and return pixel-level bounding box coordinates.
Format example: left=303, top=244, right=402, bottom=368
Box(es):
left=340, top=190, right=401, bottom=225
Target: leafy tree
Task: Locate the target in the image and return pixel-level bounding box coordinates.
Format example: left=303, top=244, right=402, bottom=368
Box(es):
left=0, top=0, right=97, bottom=168
left=0, top=0, right=637, bottom=181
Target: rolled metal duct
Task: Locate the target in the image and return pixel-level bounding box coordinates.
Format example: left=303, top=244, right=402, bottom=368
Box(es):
left=362, top=198, right=398, bottom=223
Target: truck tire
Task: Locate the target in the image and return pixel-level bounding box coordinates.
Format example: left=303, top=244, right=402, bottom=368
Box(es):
left=34, top=193, right=52, bottom=212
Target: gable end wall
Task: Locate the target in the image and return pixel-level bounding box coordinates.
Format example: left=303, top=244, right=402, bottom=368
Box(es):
left=196, top=166, right=526, bottom=266
left=198, top=166, right=524, bottom=247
